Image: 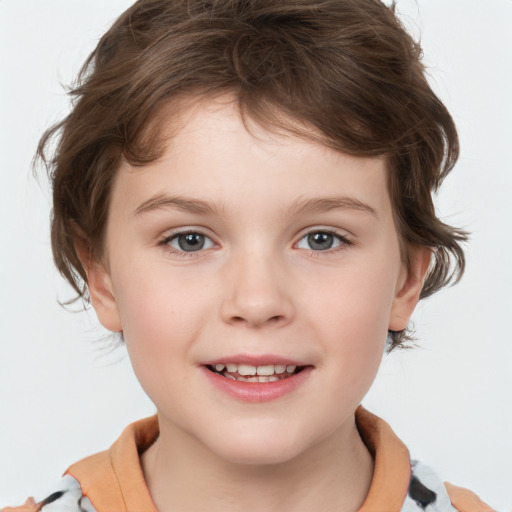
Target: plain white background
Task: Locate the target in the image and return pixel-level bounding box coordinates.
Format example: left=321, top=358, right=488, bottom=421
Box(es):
left=1, top=0, right=511, bottom=509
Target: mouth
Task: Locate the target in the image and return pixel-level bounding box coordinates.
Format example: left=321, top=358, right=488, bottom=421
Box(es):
left=205, top=363, right=306, bottom=383
left=202, top=359, right=313, bottom=402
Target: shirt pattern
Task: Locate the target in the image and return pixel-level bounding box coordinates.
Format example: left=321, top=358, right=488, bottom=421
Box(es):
left=15, top=460, right=458, bottom=512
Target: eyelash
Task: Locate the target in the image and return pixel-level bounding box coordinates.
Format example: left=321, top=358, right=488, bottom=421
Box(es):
left=297, top=230, right=353, bottom=257
left=159, top=229, right=353, bottom=258
left=159, top=230, right=216, bottom=259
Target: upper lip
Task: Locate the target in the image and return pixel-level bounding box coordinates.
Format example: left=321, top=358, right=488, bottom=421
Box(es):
left=203, top=354, right=309, bottom=367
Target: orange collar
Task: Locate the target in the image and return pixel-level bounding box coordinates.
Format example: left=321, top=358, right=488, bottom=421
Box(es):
left=356, top=407, right=411, bottom=510
left=66, top=416, right=159, bottom=512
left=66, top=406, right=411, bottom=512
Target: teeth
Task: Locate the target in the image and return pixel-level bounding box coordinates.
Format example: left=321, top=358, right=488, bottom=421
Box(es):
left=238, top=364, right=257, bottom=376
left=211, top=363, right=302, bottom=379
left=256, top=365, right=275, bottom=376
left=258, top=375, right=280, bottom=382
left=232, top=374, right=287, bottom=383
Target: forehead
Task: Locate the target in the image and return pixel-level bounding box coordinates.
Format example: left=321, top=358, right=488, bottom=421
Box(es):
left=110, top=95, right=392, bottom=223
left=126, top=95, right=386, bottom=186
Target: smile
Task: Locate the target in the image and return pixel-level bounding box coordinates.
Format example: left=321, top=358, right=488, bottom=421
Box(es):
left=202, top=356, right=312, bottom=402
left=206, top=363, right=303, bottom=382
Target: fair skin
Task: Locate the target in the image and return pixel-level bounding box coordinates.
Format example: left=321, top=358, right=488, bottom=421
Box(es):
left=83, top=96, right=429, bottom=512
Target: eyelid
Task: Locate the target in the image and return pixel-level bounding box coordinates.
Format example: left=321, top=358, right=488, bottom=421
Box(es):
left=157, top=226, right=352, bottom=258
left=294, top=227, right=353, bottom=252
left=160, top=227, right=214, bottom=242
left=159, top=227, right=218, bottom=257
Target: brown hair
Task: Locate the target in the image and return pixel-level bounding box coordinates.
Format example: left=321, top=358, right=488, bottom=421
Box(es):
left=38, top=0, right=467, bottom=349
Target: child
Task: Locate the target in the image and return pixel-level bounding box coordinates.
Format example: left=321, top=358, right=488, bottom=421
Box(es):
left=2, top=0, right=498, bottom=510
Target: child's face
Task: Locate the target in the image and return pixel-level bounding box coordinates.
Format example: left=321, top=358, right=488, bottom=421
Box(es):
left=89, top=96, right=424, bottom=465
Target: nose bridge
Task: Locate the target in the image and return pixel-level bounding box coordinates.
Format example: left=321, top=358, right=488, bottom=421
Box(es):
left=220, top=243, right=294, bottom=327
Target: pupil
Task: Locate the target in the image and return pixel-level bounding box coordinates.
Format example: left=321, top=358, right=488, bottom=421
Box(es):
left=308, top=232, right=333, bottom=250
left=178, top=233, right=205, bottom=251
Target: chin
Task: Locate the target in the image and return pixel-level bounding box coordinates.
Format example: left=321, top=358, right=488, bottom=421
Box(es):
left=203, top=425, right=313, bottom=466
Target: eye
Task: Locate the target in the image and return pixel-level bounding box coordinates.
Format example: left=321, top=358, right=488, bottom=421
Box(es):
left=296, top=231, right=349, bottom=251
left=165, top=231, right=215, bottom=253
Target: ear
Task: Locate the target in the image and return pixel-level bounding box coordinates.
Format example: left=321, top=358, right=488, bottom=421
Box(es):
left=388, top=246, right=431, bottom=332
left=74, top=233, right=123, bottom=333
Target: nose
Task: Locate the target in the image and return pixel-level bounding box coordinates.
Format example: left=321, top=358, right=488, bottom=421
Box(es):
left=219, top=250, right=294, bottom=328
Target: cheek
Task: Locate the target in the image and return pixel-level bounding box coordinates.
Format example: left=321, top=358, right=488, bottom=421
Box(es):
left=111, top=265, right=211, bottom=364
left=111, top=270, right=212, bottom=416
left=301, top=255, right=398, bottom=380
left=306, top=257, right=398, bottom=336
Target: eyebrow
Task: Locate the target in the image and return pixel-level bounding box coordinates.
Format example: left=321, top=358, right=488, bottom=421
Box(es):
left=288, top=196, right=378, bottom=218
left=134, top=194, right=225, bottom=217
left=133, top=194, right=377, bottom=218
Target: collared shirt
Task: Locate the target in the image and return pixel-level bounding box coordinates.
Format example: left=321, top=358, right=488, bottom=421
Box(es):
left=3, top=408, right=493, bottom=512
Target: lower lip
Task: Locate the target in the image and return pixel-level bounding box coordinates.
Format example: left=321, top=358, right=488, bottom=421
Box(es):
left=201, top=366, right=313, bottom=403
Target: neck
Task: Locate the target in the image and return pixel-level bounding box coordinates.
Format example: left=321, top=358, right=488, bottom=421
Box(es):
left=141, top=413, right=374, bottom=512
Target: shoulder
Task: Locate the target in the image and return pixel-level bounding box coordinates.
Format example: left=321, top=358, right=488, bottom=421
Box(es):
left=1, top=476, right=97, bottom=512
left=403, top=460, right=495, bottom=512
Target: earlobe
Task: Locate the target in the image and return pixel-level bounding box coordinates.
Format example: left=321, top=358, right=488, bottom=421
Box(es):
left=74, top=234, right=123, bottom=333
left=388, top=246, right=431, bottom=332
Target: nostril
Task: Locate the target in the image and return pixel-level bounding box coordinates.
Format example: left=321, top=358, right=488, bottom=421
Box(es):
left=229, top=315, right=284, bottom=326
left=220, top=293, right=294, bottom=328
